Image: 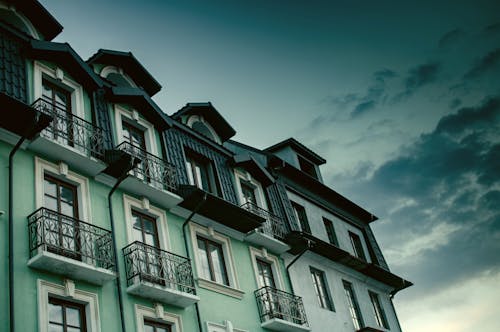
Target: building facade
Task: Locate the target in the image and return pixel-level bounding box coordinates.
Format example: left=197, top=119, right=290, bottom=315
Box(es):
left=0, top=1, right=411, bottom=332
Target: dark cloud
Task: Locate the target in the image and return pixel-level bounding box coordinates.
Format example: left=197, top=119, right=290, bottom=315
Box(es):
left=351, top=100, right=376, bottom=118
left=448, top=98, right=461, bottom=109
left=394, top=62, right=441, bottom=101
left=484, top=22, right=500, bottom=34
left=438, top=28, right=466, bottom=48
left=464, top=48, right=500, bottom=79
left=373, top=68, right=397, bottom=82
left=335, top=96, right=500, bottom=297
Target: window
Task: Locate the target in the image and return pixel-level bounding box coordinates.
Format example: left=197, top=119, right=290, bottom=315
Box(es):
left=134, top=304, right=182, bottom=332
left=343, top=280, right=363, bottom=330
left=349, top=232, right=367, bottom=261
left=43, top=174, right=80, bottom=259
left=185, top=150, right=217, bottom=194
left=310, top=268, right=333, bottom=310
left=196, top=236, right=229, bottom=286
left=144, top=319, right=172, bottom=332
left=49, top=297, right=87, bottom=332
left=291, top=201, right=311, bottom=233
left=240, top=180, right=257, bottom=205
left=323, top=218, right=338, bottom=246
left=42, top=78, right=74, bottom=146
left=369, top=291, right=389, bottom=329
left=256, top=258, right=276, bottom=288
left=132, top=210, right=160, bottom=247
left=191, top=121, right=216, bottom=141
left=122, top=120, right=147, bottom=150
left=297, top=155, right=318, bottom=179
left=38, top=279, right=100, bottom=332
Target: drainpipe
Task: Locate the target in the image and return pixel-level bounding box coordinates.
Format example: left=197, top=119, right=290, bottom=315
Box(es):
left=8, top=135, right=26, bottom=332
left=285, top=239, right=312, bottom=294
left=181, top=192, right=208, bottom=332
left=107, top=160, right=137, bottom=332
left=8, top=111, right=50, bottom=332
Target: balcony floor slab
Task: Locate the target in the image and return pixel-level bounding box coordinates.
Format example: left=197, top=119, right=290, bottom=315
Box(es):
left=261, top=318, right=310, bottom=332
left=29, top=136, right=106, bottom=176
left=28, top=251, right=116, bottom=285
left=246, top=230, right=290, bottom=254
left=127, top=281, right=200, bottom=308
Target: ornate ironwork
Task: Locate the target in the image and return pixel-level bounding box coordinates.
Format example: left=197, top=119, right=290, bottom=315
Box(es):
left=27, top=207, right=115, bottom=270
left=255, top=286, right=308, bottom=326
left=31, top=97, right=108, bottom=159
left=123, top=241, right=196, bottom=295
left=115, top=141, right=178, bottom=192
left=241, top=202, right=288, bottom=240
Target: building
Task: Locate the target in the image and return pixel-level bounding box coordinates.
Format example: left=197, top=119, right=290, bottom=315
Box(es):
left=0, top=1, right=411, bottom=332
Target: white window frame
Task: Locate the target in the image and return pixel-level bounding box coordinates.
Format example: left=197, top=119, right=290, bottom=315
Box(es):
left=99, top=65, right=137, bottom=87
left=33, top=61, right=85, bottom=119
left=249, top=246, right=284, bottom=290
left=123, top=194, right=170, bottom=250
left=38, top=279, right=100, bottom=332
left=135, top=304, right=182, bottom=332
left=35, top=157, right=91, bottom=223
left=186, top=114, right=221, bottom=144
left=233, top=168, right=268, bottom=208
left=347, top=228, right=370, bottom=262
left=206, top=321, right=248, bottom=332
left=189, top=223, right=244, bottom=299
left=114, top=104, right=159, bottom=156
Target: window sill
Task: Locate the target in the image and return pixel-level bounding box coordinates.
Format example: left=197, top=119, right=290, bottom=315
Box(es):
left=197, top=278, right=245, bottom=299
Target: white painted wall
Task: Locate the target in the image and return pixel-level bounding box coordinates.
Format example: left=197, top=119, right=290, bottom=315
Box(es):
left=287, top=190, right=372, bottom=263
left=285, top=252, right=401, bottom=332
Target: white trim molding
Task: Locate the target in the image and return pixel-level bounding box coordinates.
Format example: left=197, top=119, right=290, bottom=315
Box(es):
left=122, top=194, right=171, bottom=250
left=114, top=104, right=159, bottom=156
left=206, top=320, right=248, bottom=332
left=134, top=304, right=183, bottom=332
left=99, top=65, right=137, bottom=87
left=186, top=114, right=221, bottom=144
left=189, top=223, right=244, bottom=299
left=33, top=61, right=85, bottom=119
left=35, top=157, right=91, bottom=222
left=37, top=279, right=101, bottom=332
left=249, top=246, right=285, bottom=290
left=0, top=2, right=40, bottom=39
left=233, top=168, right=268, bottom=208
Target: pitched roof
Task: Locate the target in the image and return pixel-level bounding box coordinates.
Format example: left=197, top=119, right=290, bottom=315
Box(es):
left=6, top=0, right=63, bottom=40
left=87, top=49, right=161, bottom=96
left=265, top=137, right=326, bottom=165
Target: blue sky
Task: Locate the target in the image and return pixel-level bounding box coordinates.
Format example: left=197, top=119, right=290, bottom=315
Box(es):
left=41, top=1, right=500, bottom=331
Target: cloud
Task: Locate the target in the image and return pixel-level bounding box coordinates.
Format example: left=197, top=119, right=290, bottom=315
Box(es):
left=448, top=98, right=461, bottom=109
left=438, top=28, right=466, bottom=48
left=394, top=62, right=442, bottom=101
left=351, top=100, right=376, bottom=118
left=464, top=48, right=500, bottom=79
left=336, top=96, right=500, bottom=296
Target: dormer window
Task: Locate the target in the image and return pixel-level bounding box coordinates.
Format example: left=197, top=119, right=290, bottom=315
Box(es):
left=185, top=149, right=218, bottom=195
left=298, top=155, right=318, bottom=179
left=186, top=115, right=221, bottom=144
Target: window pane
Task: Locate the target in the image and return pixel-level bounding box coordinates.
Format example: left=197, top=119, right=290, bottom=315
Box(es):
left=197, top=238, right=211, bottom=280
left=209, top=243, right=228, bottom=285
left=44, top=196, right=58, bottom=211
left=67, top=327, right=81, bottom=332
left=61, top=201, right=75, bottom=217
left=48, top=303, right=63, bottom=324
left=60, top=186, right=75, bottom=204
left=186, top=161, right=195, bottom=185
left=49, top=324, right=64, bottom=332
left=144, top=326, right=154, bottom=332
left=44, top=179, right=57, bottom=197
left=66, top=307, right=81, bottom=327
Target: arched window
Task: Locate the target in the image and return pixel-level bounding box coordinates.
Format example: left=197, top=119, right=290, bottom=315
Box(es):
left=187, top=115, right=221, bottom=143
left=0, top=8, right=38, bottom=38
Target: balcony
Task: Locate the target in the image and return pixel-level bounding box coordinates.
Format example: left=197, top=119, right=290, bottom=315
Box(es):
left=242, top=202, right=290, bottom=254
left=107, top=142, right=182, bottom=208
left=27, top=208, right=116, bottom=285
left=255, top=286, right=309, bottom=332
left=123, top=241, right=199, bottom=307
left=28, top=98, right=108, bottom=176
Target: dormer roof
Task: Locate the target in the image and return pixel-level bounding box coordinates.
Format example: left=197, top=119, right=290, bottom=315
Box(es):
left=87, top=49, right=161, bottom=96
left=172, top=102, right=236, bottom=142
left=28, top=40, right=103, bottom=89
left=4, top=0, right=62, bottom=40
left=265, top=137, right=326, bottom=165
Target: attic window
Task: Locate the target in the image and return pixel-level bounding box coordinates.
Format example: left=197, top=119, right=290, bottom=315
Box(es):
left=298, top=155, right=318, bottom=179
left=187, top=115, right=221, bottom=143
left=107, top=72, right=133, bottom=88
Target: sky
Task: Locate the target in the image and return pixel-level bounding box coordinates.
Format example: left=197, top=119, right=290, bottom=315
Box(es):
left=39, top=1, right=500, bottom=331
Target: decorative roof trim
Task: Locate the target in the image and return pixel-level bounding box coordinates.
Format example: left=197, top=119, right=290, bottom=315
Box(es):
left=265, top=137, right=326, bottom=165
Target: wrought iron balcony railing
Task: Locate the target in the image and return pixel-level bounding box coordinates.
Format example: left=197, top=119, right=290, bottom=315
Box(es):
left=28, top=207, right=115, bottom=270
left=123, top=241, right=196, bottom=295
left=115, top=141, right=178, bottom=193
left=32, top=97, right=108, bottom=159
left=255, top=286, right=308, bottom=326
left=241, top=202, right=288, bottom=240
